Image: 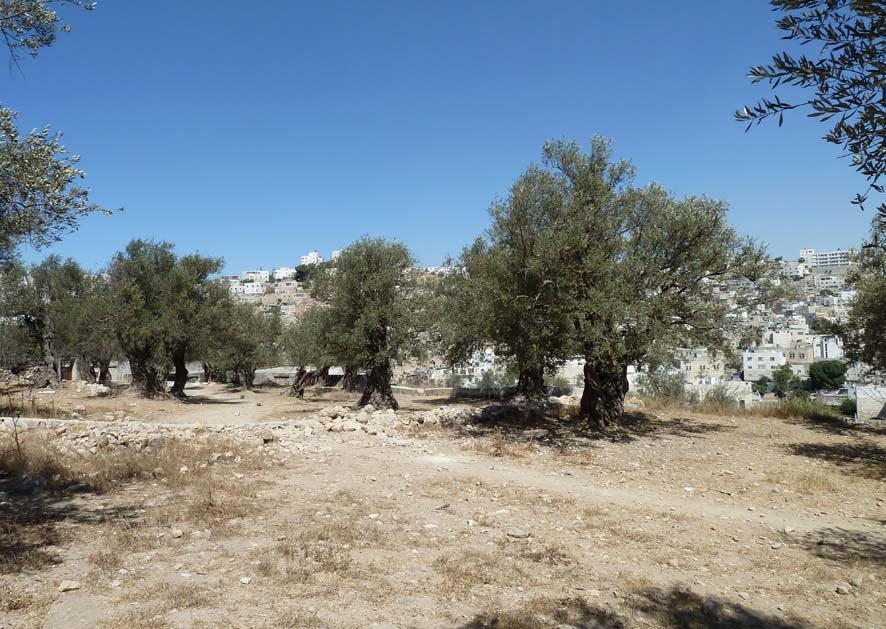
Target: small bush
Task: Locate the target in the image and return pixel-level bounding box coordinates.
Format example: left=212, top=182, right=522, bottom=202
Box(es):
left=701, top=385, right=738, bottom=412
left=635, top=369, right=693, bottom=404
left=839, top=398, right=857, bottom=416
left=777, top=396, right=841, bottom=421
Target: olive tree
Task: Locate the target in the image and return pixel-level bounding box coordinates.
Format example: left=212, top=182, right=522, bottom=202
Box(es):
left=203, top=298, right=282, bottom=389
left=473, top=139, right=770, bottom=429
left=311, top=237, right=419, bottom=409
left=440, top=166, right=573, bottom=398
left=109, top=240, right=224, bottom=398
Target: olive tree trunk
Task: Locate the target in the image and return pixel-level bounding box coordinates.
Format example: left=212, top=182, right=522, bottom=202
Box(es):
left=359, top=362, right=398, bottom=410
left=130, top=358, right=166, bottom=398
left=341, top=366, right=358, bottom=391
left=516, top=365, right=546, bottom=399
left=97, top=361, right=111, bottom=386
left=289, top=367, right=308, bottom=398
left=579, top=358, right=628, bottom=430
left=170, top=351, right=189, bottom=398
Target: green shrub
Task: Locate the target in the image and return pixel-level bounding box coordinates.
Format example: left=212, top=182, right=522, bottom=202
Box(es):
left=839, top=398, right=857, bottom=416
left=545, top=374, right=570, bottom=389
left=702, top=385, right=739, bottom=412
left=777, top=396, right=840, bottom=421
left=635, top=369, right=695, bottom=404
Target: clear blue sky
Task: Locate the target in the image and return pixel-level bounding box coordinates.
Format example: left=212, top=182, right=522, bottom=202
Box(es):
left=7, top=0, right=874, bottom=273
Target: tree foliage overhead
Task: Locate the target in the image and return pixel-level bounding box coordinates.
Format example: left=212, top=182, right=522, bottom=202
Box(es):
left=737, top=0, right=886, bottom=214
left=0, top=108, right=108, bottom=261
left=0, top=1, right=106, bottom=262
left=0, top=0, right=94, bottom=61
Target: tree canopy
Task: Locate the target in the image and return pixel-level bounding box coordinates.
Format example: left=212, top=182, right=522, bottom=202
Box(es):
left=309, top=237, right=420, bottom=409
left=445, top=138, right=771, bottom=427
left=808, top=360, right=847, bottom=390
left=737, top=0, right=886, bottom=214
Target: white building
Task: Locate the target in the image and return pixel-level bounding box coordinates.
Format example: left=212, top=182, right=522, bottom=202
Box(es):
left=241, top=269, right=270, bottom=283
left=781, top=260, right=809, bottom=278
left=300, top=251, right=324, bottom=265
left=242, top=282, right=265, bottom=295
left=673, top=348, right=728, bottom=385
left=816, top=275, right=847, bottom=291
left=331, top=249, right=342, bottom=261
left=272, top=267, right=297, bottom=281
left=742, top=347, right=787, bottom=381
left=812, top=335, right=844, bottom=361
left=227, top=277, right=245, bottom=295
left=800, top=248, right=854, bottom=268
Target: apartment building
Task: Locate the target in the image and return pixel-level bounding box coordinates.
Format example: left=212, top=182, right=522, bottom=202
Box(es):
left=272, top=267, right=297, bottom=281
left=673, top=348, right=728, bottom=384
left=742, top=347, right=787, bottom=381
left=300, top=251, right=324, bottom=265
left=800, top=248, right=854, bottom=268
left=241, top=269, right=270, bottom=283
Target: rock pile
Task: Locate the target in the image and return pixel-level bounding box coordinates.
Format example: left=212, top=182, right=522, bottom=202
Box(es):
left=74, top=382, right=111, bottom=397
left=0, top=403, right=477, bottom=456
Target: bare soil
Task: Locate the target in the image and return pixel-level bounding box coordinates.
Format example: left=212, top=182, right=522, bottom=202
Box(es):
left=1, top=383, right=885, bottom=628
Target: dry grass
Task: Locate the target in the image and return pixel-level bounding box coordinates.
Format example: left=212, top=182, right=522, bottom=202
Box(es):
left=469, top=428, right=538, bottom=459
left=101, top=606, right=173, bottom=629
left=765, top=467, right=842, bottom=495
left=142, top=582, right=219, bottom=609
left=434, top=549, right=529, bottom=595
left=0, top=429, right=259, bottom=493
left=0, top=583, right=45, bottom=613
left=505, top=539, right=575, bottom=566
left=0, top=390, right=59, bottom=418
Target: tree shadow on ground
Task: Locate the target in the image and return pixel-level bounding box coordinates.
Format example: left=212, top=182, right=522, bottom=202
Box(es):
left=450, top=404, right=732, bottom=455
left=785, top=527, right=886, bottom=568
left=0, top=473, right=139, bottom=575
left=787, top=414, right=886, bottom=438
left=459, top=587, right=811, bottom=628
left=179, top=395, right=244, bottom=405
left=785, top=440, right=886, bottom=480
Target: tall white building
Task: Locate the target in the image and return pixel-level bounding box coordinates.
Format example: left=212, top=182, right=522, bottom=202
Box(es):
left=331, top=249, right=342, bottom=261
left=799, top=248, right=854, bottom=267
left=300, top=251, right=324, bottom=265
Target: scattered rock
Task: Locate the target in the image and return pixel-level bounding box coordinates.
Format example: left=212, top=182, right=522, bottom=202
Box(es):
left=506, top=529, right=530, bottom=539
left=171, top=528, right=184, bottom=538
left=58, top=580, right=80, bottom=592
left=835, top=584, right=852, bottom=595
left=240, top=577, right=252, bottom=585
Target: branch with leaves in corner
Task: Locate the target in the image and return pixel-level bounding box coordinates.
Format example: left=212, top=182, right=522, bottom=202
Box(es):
left=736, top=0, right=886, bottom=215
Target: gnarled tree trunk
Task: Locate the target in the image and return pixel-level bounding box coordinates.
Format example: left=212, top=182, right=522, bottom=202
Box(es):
left=516, top=365, right=546, bottom=399
left=97, top=361, right=111, bottom=386
left=289, top=367, right=308, bottom=398
left=130, top=357, right=166, bottom=398
left=359, top=362, right=398, bottom=410
left=341, top=366, right=358, bottom=391
left=579, top=357, right=628, bottom=430
left=170, top=351, right=189, bottom=398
